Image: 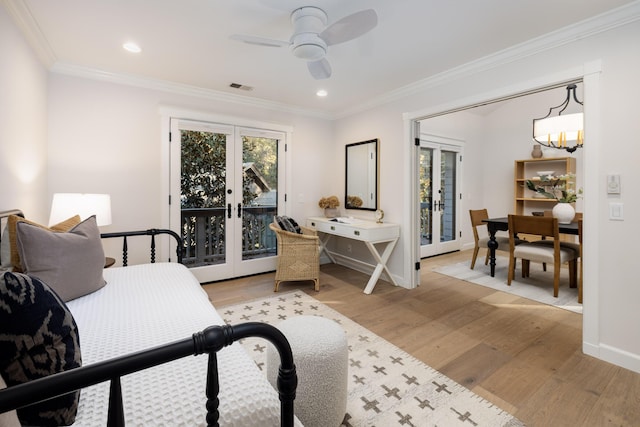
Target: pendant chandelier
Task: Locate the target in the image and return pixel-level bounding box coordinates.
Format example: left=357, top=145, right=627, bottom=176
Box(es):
left=532, top=84, right=584, bottom=153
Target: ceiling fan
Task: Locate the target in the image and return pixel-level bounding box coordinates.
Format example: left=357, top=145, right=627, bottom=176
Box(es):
left=230, top=6, right=378, bottom=80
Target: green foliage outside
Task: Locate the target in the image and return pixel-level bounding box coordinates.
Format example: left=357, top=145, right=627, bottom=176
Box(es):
left=180, top=132, right=278, bottom=208
left=181, top=131, right=226, bottom=208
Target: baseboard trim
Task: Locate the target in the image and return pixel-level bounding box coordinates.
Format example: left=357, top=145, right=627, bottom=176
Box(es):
left=598, top=343, right=640, bottom=374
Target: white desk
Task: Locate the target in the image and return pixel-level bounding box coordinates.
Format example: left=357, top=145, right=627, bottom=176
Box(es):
left=306, top=217, right=400, bottom=294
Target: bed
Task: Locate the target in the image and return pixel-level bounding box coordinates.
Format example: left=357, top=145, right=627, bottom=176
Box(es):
left=0, top=210, right=298, bottom=426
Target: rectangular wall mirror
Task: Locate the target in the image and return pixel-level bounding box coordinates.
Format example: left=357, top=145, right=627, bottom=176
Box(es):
left=345, top=138, right=378, bottom=210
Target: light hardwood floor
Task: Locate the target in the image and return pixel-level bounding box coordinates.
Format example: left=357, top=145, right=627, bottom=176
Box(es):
left=204, top=250, right=640, bottom=426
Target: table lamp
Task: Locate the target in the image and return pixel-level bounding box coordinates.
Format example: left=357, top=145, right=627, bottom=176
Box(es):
left=49, top=193, right=112, bottom=227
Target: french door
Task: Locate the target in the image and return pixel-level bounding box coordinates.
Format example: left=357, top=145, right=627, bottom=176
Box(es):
left=419, top=138, right=462, bottom=258
left=170, top=119, right=285, bottom=283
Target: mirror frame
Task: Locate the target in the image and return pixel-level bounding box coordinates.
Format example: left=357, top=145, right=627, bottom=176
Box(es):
left=345, top=138, right=379, bottom=211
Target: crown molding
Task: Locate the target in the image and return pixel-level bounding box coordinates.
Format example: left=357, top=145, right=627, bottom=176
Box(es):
left=2, top=0, right=56, bottom=66
left=334, top=1, right=640, bottom=119
left=50, top=62, right=335, bottom=121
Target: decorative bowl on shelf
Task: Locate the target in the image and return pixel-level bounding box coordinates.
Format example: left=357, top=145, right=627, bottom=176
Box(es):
left=536, top=170, right=555, bottom=177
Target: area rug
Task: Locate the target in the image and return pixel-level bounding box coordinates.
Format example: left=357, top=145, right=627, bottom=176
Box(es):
left=433, top=256, right=582, bottom=314
left=220, top=291, right=523, bottom=427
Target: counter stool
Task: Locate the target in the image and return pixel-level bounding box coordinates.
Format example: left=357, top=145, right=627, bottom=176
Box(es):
left=266, top=315, right=348, bottom=427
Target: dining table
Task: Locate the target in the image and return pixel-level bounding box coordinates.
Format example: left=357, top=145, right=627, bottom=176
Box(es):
left=483, top=216, right=580, bottom=277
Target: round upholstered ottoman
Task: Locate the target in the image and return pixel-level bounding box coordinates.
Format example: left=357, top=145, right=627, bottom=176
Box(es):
left=266, top=315, right=348, bottom=427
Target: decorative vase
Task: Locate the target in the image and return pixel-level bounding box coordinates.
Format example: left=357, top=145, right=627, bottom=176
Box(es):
left=552, top=203, right=575, bottom=224
left=531, top=145, right=543, bottom=158
left=324, top=208, right=339, bottom=218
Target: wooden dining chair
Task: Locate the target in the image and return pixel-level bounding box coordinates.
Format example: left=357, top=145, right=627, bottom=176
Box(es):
left=539, top=210, right=582, bottom=253
left=469, top=209, right=510, bottom=269
left=536, top=211, right=582, bottom=281
left=507, top=214, right=578, bottom=298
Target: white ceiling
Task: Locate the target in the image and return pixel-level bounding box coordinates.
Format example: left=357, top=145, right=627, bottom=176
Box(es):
left=6, top=0, right=638, bottom=116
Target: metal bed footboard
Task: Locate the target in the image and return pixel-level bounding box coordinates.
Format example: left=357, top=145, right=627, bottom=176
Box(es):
left=0, top=322, right=298, bottom=427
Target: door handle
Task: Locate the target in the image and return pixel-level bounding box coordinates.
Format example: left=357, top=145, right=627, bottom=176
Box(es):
left=227, top=203, right=232, bottom=219
left=237, top=203, right=242, bottom=218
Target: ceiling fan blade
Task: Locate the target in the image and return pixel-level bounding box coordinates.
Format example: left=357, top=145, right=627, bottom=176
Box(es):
left=229, top=34, right=289, bottom=48
left=320, top=9, right=377, bottom=46
left=308, top=58, right=332, bottom=80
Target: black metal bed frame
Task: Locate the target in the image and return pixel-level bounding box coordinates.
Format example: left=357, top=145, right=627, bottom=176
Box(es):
left=0, top=323, right=297, bottom=427
left=100, top=228, right=183, bottom=265
left=0, top=213, right=297, bottom=426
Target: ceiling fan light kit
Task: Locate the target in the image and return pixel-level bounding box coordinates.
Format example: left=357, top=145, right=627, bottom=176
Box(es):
left=291, top=33, right=327, bottom=60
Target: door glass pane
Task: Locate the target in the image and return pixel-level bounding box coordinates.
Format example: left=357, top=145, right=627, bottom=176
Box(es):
left=241, top=136, right=278, bottom=260
left=440, top=150, right=457, bottom=242
left=419, top=147, right=433, bottom=245
left=180, top=130, right=227, bottom=267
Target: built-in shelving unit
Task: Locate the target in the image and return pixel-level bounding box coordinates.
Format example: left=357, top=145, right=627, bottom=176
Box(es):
left=514, top=157, right=576, bottom=215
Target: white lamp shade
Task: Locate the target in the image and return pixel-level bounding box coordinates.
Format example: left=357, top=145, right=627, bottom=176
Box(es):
left=49, top=193, right=112, bottom=226
left=533, top=112, right=583, bottom=142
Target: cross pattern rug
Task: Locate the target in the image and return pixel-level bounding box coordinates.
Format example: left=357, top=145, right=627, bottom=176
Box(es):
left=220, top=291, right=523, bottom=427
left=433, top=256, right=582, bottom=314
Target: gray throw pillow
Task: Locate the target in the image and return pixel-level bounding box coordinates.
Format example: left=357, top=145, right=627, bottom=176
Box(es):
left=0, top=224, right=10, bottom=270
left=16, top=215, right=106, bottom=302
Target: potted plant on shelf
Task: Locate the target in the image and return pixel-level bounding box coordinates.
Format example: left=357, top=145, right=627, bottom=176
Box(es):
left=318, top=196, right=340, bottom=218
left=525, top=174, right=582, bottom=223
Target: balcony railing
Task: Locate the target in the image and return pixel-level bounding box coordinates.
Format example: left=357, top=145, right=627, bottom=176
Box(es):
left=181, top=207, right=277, bottom=267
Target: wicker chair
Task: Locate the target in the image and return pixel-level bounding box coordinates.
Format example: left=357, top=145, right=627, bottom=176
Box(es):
left=269, top=222, right=320, bottom=292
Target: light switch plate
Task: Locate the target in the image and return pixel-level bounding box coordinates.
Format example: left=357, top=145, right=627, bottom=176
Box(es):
left=609, top=202, right=623, bottom=220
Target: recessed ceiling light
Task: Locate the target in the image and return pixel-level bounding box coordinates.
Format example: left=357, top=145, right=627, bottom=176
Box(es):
left=123, top=42, right=141, bottom=53
left=316, top=89, right=328, bottom=97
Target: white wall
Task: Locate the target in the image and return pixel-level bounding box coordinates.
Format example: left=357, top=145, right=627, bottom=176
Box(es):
left=0, top=5, right=48, bottom=221
left=334, top=20, right=640, bottom=372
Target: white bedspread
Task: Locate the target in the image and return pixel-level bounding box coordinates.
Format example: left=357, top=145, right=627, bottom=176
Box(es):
left=66, top=263, right=287, bottom=426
